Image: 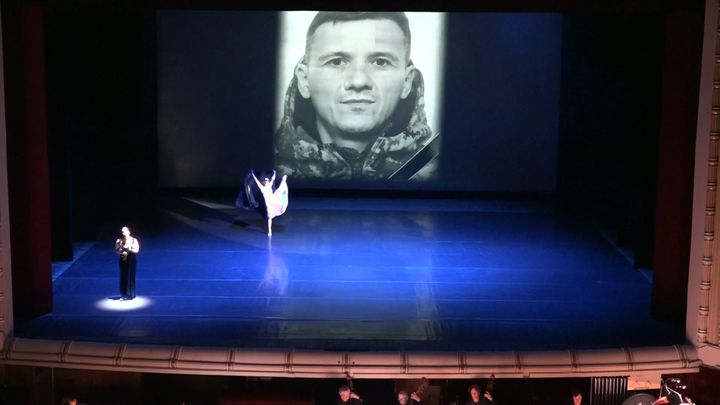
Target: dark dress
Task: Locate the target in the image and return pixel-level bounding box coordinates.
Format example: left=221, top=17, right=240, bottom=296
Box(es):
left=116, top=237, right=138, bottom=300
left=119, top=252, right=136, bottom=299
left=236, top=170, right=270, bottom=218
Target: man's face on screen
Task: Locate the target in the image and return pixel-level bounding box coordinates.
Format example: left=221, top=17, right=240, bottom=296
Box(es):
left=296, top=18, right=414, bottom=144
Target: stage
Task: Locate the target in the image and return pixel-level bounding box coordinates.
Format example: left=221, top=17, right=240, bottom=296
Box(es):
left=15, top=195, right=684, bottom=351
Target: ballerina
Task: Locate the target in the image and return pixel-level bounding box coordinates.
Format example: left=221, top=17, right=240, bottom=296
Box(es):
left=237, top=169, right=288, bottom=236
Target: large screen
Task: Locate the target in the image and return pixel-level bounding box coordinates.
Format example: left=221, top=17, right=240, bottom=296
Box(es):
left=157, top=11, right=562, bottom=191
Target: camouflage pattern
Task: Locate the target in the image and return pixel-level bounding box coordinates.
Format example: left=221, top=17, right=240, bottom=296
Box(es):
left=274, top=62, right=435, bottom=180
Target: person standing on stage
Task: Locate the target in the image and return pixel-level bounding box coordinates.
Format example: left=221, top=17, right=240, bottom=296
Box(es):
left=114, top=226, right=140, bottom=300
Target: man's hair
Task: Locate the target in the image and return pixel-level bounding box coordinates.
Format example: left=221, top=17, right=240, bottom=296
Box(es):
left=305, top=11, right=411, bottom=56
left=338, top=385, right=351, bottom=393
left=398, top=390, right=409, bottom=396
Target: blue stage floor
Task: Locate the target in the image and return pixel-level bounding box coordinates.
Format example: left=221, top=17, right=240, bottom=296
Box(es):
left=16, top=195, right=685, bottom=351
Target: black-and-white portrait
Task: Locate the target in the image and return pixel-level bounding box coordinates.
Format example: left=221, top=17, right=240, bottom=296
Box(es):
left=273, top=11, right=445, bottom=181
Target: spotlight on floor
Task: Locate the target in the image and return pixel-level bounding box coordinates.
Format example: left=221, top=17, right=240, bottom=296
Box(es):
left=95, top=296, right=152, bottom=311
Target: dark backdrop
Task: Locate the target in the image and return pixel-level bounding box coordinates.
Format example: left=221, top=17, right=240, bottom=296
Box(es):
left=47, top=8, right=667, bottom=260
left=156, top=11, right=563, bottom=192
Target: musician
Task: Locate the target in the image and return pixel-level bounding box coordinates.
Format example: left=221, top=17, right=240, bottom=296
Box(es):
left=398, top=390, right=422, bottom=405
left=337, top=385, right=362, bottom=405
left=60, top=396, right=78, bottom=405
left=651, top=381, right=695, bottom=405
left=651, top=394, right=695, bottom=405
left=114, top=226, right=140, bottom=300
left=567, top=389, right=587, bottom=405
left=465, top=384, right=494, bottom=405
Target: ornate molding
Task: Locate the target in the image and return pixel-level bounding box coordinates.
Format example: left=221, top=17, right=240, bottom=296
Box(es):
left=698, top=0, right=720, bottom=346
left=0, top=337, right=701, bottom=381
